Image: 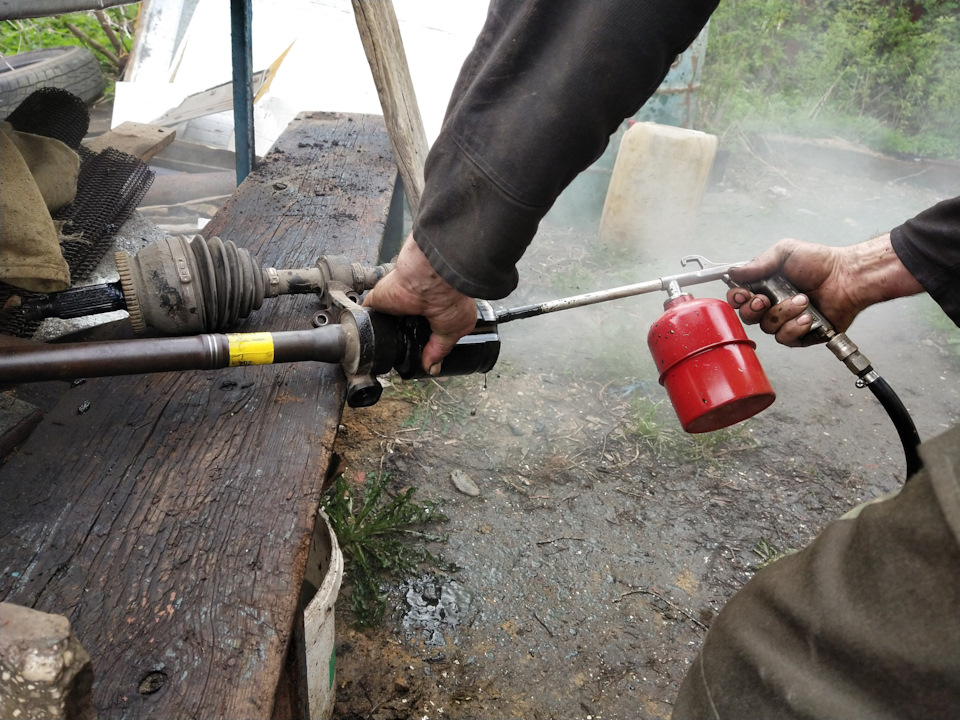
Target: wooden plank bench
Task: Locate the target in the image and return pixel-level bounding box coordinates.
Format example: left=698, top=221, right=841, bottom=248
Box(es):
left=0, top=111, right=401, bottom=719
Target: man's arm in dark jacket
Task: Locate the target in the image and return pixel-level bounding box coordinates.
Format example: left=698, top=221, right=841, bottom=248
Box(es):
left=413, top=0, right=719, bottom=299
left=891, top=195, right=960, bottom=326
left=364, top=0, right=718, bottom=372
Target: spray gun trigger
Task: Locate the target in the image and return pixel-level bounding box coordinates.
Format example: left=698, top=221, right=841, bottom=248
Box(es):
left=678, top=256, right=746, bottom=287
left=680, top=254, right=712, bottom=270
left=680, top=255, right=744, bottom=271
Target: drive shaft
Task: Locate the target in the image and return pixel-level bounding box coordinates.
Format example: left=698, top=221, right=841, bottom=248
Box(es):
left=0, top=326, right=348, bottom=383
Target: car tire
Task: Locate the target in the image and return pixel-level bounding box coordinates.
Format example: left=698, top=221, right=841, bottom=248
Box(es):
left=0, top=47, right=107, bottom=119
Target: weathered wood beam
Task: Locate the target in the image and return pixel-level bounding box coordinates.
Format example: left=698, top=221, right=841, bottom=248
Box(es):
left=352, top=0, right=428, bottom=216
left=0, top=393, right=43, bottom=461
left=83, top=122, right=175, bottom=162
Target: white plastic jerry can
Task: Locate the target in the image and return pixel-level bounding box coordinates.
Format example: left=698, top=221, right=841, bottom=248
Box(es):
left=599, top=121, right=718, bottom=259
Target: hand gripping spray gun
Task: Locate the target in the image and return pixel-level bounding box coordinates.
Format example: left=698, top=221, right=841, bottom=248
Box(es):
left=4, top=239, right=920, bottom=479
left=729, top=268, right=922, bottom=478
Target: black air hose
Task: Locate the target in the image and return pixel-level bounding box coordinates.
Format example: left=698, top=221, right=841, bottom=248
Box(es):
left=865, top=375, right=922, bottom=479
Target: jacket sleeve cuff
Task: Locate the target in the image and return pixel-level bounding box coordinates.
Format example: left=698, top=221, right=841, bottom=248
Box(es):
left=890, top=196, right=960, bottom=328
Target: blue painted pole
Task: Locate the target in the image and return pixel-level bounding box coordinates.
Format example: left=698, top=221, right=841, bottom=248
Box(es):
left=231, top=0, right=255, bottom=183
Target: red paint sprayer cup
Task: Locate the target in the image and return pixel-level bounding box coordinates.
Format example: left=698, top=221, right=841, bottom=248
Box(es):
left=647, top=291, right=775, bottom=433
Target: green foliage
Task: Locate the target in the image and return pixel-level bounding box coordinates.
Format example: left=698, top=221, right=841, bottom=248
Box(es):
left=701, top=0, right=960, bottom=159
left=322, top=471, right=450, bottom=627
left=0, top=5, right=138, bottom=81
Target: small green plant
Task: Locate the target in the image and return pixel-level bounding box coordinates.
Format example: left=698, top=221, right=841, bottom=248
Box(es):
left=627, top=395, right=668, bottom=444
left=624, top=395, right=698, bottom=458
left=752, top=538, right=797, bottom=570
left=322, top=471, right=450, bottom=627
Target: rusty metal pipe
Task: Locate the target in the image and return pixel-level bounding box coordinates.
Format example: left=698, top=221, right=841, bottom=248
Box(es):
left=0, top=326, right=348, bottom=384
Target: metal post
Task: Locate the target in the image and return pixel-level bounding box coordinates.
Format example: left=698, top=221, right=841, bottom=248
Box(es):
left=230, top=0, right=255, bottom=183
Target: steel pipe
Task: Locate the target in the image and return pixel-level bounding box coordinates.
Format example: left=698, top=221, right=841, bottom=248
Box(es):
left=0, top=326, right=347, bottom=384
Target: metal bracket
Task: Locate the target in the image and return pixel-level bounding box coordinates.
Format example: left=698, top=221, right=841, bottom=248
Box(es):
left=324, top=284, right=401, bottom=408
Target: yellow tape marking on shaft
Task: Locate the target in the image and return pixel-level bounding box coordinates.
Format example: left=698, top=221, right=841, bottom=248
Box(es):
left=227, top=332, right=275, bottom=366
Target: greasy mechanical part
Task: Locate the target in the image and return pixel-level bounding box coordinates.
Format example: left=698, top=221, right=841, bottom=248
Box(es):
left=334, top=288, right=397, bottom=408
left=393, top=300, right=500, bottom=380
left=20, top=282, right=126, bottom=322
left=8, top=234, right=489, bottom=408
left=345, top=374, right=384, bottom=409
left=313, top=255, right=395, bottom=309
left=0, top=299, right=500, bottom=410
left=333, top=295, right=500, bottom=408
left=115, top=235, right=268, bottom=335
left=0, top=325, right=348, bottom=384
left=23, top=235, right=398, bottom=336
left=311, top=309, right=337, bottom=328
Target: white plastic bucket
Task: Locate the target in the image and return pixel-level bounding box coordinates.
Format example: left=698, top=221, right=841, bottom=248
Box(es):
left=303, top=508, right=343, bottom=720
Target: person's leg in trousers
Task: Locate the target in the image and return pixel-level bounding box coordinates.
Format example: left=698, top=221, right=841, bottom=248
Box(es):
left=673, top=427, right=960, bottom=720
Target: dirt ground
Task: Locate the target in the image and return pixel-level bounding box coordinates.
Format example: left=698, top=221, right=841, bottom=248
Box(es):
left=329, top=137, right=960, bottom=720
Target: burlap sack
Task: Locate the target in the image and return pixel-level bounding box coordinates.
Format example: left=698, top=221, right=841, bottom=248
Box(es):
left=4, top=122, right=80, bottom=212
left=0, top=124, right=72, bottom=292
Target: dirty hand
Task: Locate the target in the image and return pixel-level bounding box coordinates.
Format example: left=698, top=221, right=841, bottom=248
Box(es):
left=725, top=234, right=922, bottom=347
left=363, top=234, right=478, bottom=375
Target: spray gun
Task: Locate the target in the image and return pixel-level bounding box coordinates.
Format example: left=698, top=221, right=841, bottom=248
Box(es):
left=3, top=237, right=920, bottom=477
left=495, top=254, right=920, bottom=477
